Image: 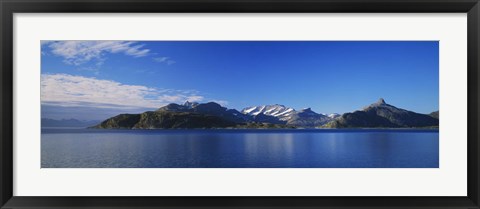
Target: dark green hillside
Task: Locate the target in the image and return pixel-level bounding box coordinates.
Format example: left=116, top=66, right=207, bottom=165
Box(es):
left=92, top=114, right=141, bottom=129
left=134, top=111, right=237, bottom=129
left=324, top=111, right=398, bottom=128
left=323, top=98, right=439, bottom=128
left=430, top=111, right=439, bottom=119
left=92, top=111, right=237, bottom=129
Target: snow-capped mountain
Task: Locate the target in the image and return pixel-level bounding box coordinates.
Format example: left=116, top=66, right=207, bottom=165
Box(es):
left=241, top=104, right=295, bottom=121
left=242, top=105, right=333, bottom=127
left=155, top=101, right=336, bottom=127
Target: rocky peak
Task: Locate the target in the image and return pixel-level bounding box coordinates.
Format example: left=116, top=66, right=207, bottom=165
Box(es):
left=362, top=98, right=389, bottom=110
left=376, top=98, right=386, bottom=105
left=184, top=101, right=199, bottom=108
left=370, top=98, right=387, bottom=107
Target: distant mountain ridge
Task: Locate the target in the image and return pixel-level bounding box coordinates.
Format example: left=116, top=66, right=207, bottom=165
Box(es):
left=92, top=99, right=438, bottom=129
left=42, top=118, right=100, bottom=128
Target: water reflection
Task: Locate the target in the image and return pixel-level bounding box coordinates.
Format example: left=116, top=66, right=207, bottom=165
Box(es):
left=242, top=133, right=295, bottom=167
left=42, top=129, right=439, bottom=168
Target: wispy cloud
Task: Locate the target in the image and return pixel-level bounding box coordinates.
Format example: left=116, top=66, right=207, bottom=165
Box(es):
left=211, top=100, right=229, bottom=107
left=43, top=41, right=150, bottom=66
left=41, top=74, right=207, bottom=109
left=153, top=56, right=176, bottom=65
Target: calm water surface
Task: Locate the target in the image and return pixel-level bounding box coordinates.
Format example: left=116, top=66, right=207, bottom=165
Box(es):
left=41, top=129, right=439, bottom=168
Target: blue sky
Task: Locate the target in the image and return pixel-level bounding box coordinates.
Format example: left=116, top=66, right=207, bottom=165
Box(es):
left=41, top=41, right=439, bottom=120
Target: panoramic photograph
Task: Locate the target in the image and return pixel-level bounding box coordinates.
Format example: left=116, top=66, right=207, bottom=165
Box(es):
left=41, top=41, right=439, bottom=168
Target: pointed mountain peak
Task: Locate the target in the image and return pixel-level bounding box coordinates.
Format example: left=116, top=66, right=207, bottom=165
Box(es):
left=376, top=98, right=386, bottom=105
left=371, top=98, right=387, bottom=106
left=362, top=98, right=390, bottom=110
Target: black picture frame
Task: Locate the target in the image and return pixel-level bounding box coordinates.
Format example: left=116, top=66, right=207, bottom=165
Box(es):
left=1, top=0, right=479, bottom=208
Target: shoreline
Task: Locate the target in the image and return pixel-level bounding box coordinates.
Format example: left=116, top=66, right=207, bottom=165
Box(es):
left=42, top=127, right=440, bottom=133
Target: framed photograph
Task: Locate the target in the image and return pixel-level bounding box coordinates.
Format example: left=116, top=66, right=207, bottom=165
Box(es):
left=1, top=0, right=479, bottom=208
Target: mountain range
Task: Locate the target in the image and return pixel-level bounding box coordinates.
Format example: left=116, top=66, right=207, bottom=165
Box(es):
left=91, top=98, right=438, bottom=129
left=42, top=118, right=100, bottom=128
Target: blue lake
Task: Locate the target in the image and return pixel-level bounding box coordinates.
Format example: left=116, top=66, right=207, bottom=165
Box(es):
left=41, top=129, right=439, bottom=168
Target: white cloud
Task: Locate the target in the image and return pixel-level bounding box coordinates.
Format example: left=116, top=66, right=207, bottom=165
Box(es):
left=153, top=56, right=176, bottom=65
left=41, top=74, right=207, bottom=109
left=44, top=41, right=150, bottom=65
left=211, top=100, right=229, bottom=107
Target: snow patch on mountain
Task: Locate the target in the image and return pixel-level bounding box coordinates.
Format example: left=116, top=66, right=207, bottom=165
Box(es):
left=328, top=113, right=341, bottom=119
left=242, top=105, right=296, bottom=121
